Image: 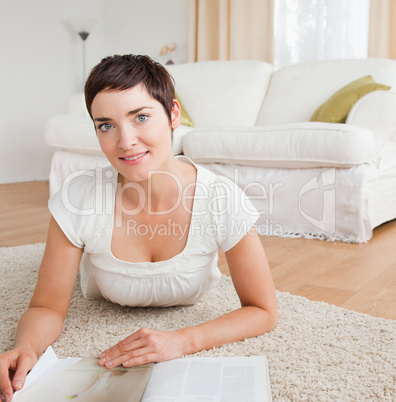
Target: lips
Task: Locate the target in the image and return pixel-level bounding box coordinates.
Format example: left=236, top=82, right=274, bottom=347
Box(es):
left=120, top=151, right=148, bottom=161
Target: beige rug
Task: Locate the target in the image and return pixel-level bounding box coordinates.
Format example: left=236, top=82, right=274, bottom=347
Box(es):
left=1, top=243, right=395, bottom=401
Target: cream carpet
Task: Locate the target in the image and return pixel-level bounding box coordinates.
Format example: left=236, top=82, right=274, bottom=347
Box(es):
left=1, top=243, right=395, bottom=401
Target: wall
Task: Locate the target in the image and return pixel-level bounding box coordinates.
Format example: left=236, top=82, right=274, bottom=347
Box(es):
left=0, top=0, right=187, bottom=184
left=103, top=0, right=188, bottom=64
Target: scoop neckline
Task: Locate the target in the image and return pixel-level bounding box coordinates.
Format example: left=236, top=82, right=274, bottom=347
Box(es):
left=108, top=158, right=200, bottom=266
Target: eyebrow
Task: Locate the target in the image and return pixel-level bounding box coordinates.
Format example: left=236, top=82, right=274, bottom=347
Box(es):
left=93, top=106, right=153, bottom=122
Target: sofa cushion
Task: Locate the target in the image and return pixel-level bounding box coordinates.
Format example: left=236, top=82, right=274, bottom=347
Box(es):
left=257, top=58, right=396, bottom=126
left=166, top=60, right=273, bottom=128
left=310, top=76, right=390, bottom=123
left=45, top=115, right=191, bottom=156
left=175, top=92, right=194, bottom=127
left=182, top=122, right=376, bottom=168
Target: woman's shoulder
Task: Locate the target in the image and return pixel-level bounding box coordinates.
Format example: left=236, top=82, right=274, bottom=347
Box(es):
left=49, top=165, right=116, bottom=214
left=197, top=164, right=242, bottom=197
left=176, top=155, right=237, bottom=188
left=48, top=165, right=116, bottom=248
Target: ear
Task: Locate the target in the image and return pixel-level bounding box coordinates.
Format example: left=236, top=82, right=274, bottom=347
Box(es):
left=170, top=99, right=181, bottom=129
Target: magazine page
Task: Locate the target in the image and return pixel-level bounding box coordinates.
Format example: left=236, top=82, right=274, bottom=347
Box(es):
left=14, top=357, right=154, bottom=402
left=13, top=347, right=81, bottom=399
left=142, top=356, right=272, bottom=402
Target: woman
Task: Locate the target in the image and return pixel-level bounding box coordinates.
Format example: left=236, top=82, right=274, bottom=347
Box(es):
left=0, top=55, right=277, bottom=402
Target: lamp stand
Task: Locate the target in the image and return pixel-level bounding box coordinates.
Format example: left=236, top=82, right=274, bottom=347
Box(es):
left=78, top=31, right=89, bottom=87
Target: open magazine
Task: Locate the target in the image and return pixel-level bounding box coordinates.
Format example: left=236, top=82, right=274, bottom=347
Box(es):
left=13, top=347, right=272, bottom=401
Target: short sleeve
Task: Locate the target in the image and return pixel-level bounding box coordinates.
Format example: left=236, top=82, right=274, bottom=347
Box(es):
left=48, top=170, right=97, bottom=249
left=210, top=175, right=260, bottom=252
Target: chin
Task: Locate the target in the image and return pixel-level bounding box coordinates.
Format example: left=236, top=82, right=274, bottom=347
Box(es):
left=119, top=169, right=150, bottom=186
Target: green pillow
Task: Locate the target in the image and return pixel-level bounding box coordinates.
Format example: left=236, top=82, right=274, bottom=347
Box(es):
left=175, top=92, right=194, bottom=127
left=310, top=75, right=390, bottom=123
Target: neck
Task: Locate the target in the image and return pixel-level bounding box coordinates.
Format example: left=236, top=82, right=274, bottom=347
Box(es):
left=117, top=158, right=189, bottom=214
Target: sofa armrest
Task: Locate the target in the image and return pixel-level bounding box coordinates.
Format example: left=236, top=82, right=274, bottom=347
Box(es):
left=346, top=91, right=396, bottom=154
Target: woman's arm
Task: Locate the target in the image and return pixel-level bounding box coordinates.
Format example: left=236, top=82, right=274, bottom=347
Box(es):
left=183, top=227, right=278, bottom=351
left=0, top=217, right=82, bottom=401
left=98, top=228, right=277, bottom=368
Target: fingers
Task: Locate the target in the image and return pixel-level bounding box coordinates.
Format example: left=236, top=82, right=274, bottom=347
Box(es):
left=0, top=349, right=37, bottom=402
left=99, top=328, right=165, bottom=369
left=0, top=358, right=14, bottom=402
left=102, top=348, right=154, bottom=369
left=12, top=354, right=36, bottom=391
left=103, top=333, right=146, bottom=359
left=99, top=330, right=149, bottom=368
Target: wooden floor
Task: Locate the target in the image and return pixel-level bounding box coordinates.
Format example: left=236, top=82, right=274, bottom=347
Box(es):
left=1, top=181, right=395, bottom=320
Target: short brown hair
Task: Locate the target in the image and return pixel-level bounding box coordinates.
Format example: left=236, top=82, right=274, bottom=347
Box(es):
left=84, top=54, right=175, bottom=122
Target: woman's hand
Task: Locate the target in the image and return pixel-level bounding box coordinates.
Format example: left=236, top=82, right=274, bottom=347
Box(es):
left=99, top=328, right=188, bottom=369
left=0, top=347, right=37, bottom=402
left=0, top=218, right=83, bottom=402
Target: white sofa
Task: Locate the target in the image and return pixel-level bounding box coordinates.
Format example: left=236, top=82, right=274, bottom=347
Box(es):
left=45, top=58, right=396, bottom=243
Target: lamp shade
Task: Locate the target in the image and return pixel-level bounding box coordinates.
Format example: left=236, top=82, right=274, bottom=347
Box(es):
left=66, top=17, right=97, bottom=37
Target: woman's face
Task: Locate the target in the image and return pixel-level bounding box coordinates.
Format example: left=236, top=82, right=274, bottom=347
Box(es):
left=91, top=84, right=181, bottom=184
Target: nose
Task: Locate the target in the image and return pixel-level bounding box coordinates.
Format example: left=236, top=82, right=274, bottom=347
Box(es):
left=118, top=125, right=139, bottom=150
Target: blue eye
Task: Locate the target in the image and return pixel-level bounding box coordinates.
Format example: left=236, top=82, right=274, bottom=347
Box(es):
left=137, top=114, right=148, bottom=122
left=98, top=123, right=113, bottom=132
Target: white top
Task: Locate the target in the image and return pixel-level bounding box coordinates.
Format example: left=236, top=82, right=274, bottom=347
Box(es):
left=48, top=157, right=259, bottom=307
